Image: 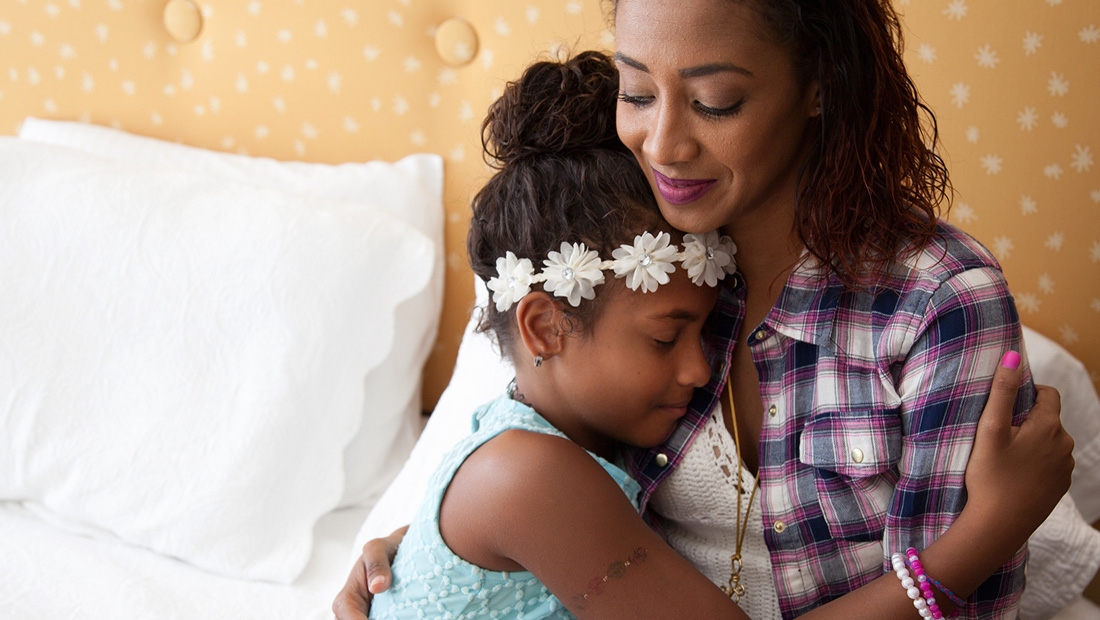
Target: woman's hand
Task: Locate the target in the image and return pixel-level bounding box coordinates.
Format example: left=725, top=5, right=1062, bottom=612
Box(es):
left=965, top=352, right=1074, bottom=543
left=332, top=525, right=408, bottom=620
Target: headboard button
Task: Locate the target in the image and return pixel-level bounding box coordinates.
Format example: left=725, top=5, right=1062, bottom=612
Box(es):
left=163, top=0, right=203, bottom=43
left=435, top=17, right=479, bottom=66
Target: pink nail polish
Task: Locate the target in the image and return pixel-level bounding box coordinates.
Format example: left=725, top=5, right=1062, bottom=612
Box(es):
left=1001, top=351, right=1021, bottom=370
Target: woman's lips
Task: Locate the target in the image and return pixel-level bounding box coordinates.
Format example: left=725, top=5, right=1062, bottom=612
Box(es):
left=652, top=169, right=717, bottom=205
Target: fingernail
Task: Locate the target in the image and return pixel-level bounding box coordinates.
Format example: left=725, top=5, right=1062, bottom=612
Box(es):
left=369, top=576, right=384, bottom=591
left=1001, top=351, right=1021, bottom=370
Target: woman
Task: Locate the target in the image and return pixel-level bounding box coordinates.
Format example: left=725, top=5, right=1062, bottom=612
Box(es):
left=335, top=1, right=1075, bottom=618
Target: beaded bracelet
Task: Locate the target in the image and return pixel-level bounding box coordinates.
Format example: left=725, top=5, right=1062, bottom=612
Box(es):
left=925, top=572, right=966, bottom=608
left=905, top=548, right=945, bottom=620
left=890, top=551, right=943, bottom=619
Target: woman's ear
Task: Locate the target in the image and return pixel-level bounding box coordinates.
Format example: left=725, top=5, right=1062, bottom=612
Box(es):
left=514, top=292, right=566, bottom=364
left=807, top=80, right=822, bottom=117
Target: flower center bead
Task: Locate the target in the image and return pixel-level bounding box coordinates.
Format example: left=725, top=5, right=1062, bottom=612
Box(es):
left=639, top=254, right=653, bottom=267
left=561, top=267, right=575, bottom=281
left=506, top=276, right=516, bottom=288
left=706, top=246, right=715, bottom=260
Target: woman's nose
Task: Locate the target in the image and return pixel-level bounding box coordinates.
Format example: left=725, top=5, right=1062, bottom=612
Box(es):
left=644, top=101, right=700, bottom=166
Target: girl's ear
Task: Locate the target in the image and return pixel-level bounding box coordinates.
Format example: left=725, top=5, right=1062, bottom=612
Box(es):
left=514, top=292, right=567, bottom=363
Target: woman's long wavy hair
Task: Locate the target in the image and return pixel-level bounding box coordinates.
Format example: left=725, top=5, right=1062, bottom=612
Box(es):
left=613, top=0, right=952, bottom=288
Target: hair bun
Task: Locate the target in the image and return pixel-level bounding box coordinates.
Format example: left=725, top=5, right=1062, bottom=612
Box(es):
left=483, top=50, right=623, bottom=165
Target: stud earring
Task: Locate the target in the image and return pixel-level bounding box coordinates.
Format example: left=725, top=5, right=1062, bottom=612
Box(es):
left=813, top=104, right=822, bottom=117
left=533, top=355, right=543, bottom=368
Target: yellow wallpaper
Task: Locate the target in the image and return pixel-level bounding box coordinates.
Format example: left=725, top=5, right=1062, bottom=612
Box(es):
left=0, top=0, right=1096, bottom=408
left=898, top=0, right=1100, bottom=387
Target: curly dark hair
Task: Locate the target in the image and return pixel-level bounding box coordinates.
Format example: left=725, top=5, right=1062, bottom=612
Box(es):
left=611, top=0, right=952, bottom=288
left=467, top=50, right=668, bottom=358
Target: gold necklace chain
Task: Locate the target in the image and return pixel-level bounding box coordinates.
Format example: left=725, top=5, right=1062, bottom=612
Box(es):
left=720, top=379, right=760, bottom=603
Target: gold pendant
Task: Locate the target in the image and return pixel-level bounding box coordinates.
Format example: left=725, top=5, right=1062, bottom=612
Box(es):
left=720, top=553, right=747, bottom=602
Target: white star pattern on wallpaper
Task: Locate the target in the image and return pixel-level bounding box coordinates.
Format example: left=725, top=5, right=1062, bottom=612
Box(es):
left=974, top=44, right=999, bottom=68
left=1071, top=145, right=1094, bottom=173
left=1018, top=106, right=1039, bottom=131
left=944, top=0, right=968, bottom=21
left=1023, top=31, right=1043, bottom=55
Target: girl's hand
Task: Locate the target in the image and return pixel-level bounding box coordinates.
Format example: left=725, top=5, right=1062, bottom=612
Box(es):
left=332, top=525, right=408, bottom=620
left=965, top=352, right=1074, bottom=542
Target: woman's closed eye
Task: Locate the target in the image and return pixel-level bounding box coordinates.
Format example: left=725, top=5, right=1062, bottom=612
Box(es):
left=617, top=92, right=653, bottom=107
left=617, top=92, right=746, bottom=120
left=695, top=98, right=745, bottom=119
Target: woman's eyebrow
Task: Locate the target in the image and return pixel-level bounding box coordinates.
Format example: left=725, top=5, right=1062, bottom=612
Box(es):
left=612, top=52, right=649, bottom=72
left=679, top=62, right=753, bottom=78
left=612, top=52, right=753, bottom=78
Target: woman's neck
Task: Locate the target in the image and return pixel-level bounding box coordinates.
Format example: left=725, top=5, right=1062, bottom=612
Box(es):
left=721, top=206, right=802, bottom=297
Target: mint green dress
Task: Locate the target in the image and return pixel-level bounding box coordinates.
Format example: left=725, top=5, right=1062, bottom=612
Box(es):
left=369, top=394, right=642, bottom=620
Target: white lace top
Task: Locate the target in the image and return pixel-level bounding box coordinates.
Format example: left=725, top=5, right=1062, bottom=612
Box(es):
left=649, top=403, right=782, bottom=620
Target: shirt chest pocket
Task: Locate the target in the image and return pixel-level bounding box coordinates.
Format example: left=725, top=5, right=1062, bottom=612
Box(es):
left=798, top=409, right=902, bottom=542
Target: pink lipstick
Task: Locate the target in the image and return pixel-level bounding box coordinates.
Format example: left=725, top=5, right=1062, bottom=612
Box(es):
left=652, top=169, right=717, bottom=205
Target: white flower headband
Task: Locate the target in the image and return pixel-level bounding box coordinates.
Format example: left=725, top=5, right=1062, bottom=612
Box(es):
left=486, top=230, right=737, bottom=312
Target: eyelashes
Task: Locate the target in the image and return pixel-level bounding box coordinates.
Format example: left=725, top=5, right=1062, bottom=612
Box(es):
left=616, top=92, right=652, bottom=107
left=696, top=99, right=745, bottom=118
left=616, top=92, right=746, bottom=119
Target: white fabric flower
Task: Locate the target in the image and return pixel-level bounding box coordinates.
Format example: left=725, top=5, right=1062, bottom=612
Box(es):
left=486, top=251, right=534, bottom=311
left=681, top=231, right=737, bottom=287
left=611, top=231, right=679, bottom=293
left=541, top=242, right=605, bottom=307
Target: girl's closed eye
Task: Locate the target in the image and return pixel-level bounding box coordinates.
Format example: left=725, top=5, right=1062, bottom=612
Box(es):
left=653, top=332, right=680, bottom=348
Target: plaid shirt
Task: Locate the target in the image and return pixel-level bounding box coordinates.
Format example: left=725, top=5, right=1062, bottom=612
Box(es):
left=628, top=222, right=1032, bottom=619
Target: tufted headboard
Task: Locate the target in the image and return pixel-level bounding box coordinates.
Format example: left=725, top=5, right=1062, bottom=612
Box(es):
left=1, top=0, right=1095, bottom=406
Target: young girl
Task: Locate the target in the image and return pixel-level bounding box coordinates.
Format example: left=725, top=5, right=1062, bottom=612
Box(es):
left=361, top=52, right=1069, bottom=620
left=367, top=50, right=732, bottom=619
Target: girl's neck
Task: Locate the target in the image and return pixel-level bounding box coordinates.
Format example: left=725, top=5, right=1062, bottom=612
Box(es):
left=510, top=376, right=618, bottom=460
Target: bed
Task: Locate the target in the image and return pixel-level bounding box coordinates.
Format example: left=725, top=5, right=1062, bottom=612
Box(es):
left=0, top=1, right=1098, bottom=619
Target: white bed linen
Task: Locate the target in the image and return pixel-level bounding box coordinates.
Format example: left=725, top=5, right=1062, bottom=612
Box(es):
left=0, top=501, right=367, bottom=620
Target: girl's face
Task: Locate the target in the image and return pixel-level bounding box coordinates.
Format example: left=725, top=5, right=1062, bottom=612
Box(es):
left=613, top=0, right=819, bottom=236
left=547, top=267, right=717, bottom=458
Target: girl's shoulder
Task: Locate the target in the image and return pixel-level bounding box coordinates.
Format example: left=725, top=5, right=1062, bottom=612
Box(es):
left=451, top=427, right=614, bottom=509
left=440, top=427, right=627, bottom=571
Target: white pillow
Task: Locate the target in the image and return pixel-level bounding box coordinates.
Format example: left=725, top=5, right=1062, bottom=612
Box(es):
left=18, top=117, right=444, bottom=509
left=0, top=138, right=434, bottom=582
left=1022, top=325, right=1100, bottom=523
left=356, top=279, right=514, bottom=547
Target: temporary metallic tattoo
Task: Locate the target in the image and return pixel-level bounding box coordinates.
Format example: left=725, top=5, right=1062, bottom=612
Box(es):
left=571, top=547, right=648, bottom=610
left=507, top=378, right=530, bottom=405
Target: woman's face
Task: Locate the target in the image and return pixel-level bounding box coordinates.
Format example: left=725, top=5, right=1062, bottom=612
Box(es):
left=614, top=0, right=819, bottom=236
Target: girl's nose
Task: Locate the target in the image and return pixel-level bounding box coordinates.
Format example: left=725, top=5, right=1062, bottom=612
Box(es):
left=680, top=337, right=712, bottom=389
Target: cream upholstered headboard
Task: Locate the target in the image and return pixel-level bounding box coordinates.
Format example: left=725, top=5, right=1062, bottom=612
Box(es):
left=1, top=1, right=1096, bottom=406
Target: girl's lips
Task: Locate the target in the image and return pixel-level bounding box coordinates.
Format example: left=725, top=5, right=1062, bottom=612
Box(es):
left=661, top=401, right=692, bottom=418
left=652, top=169, right=717, bottom=205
